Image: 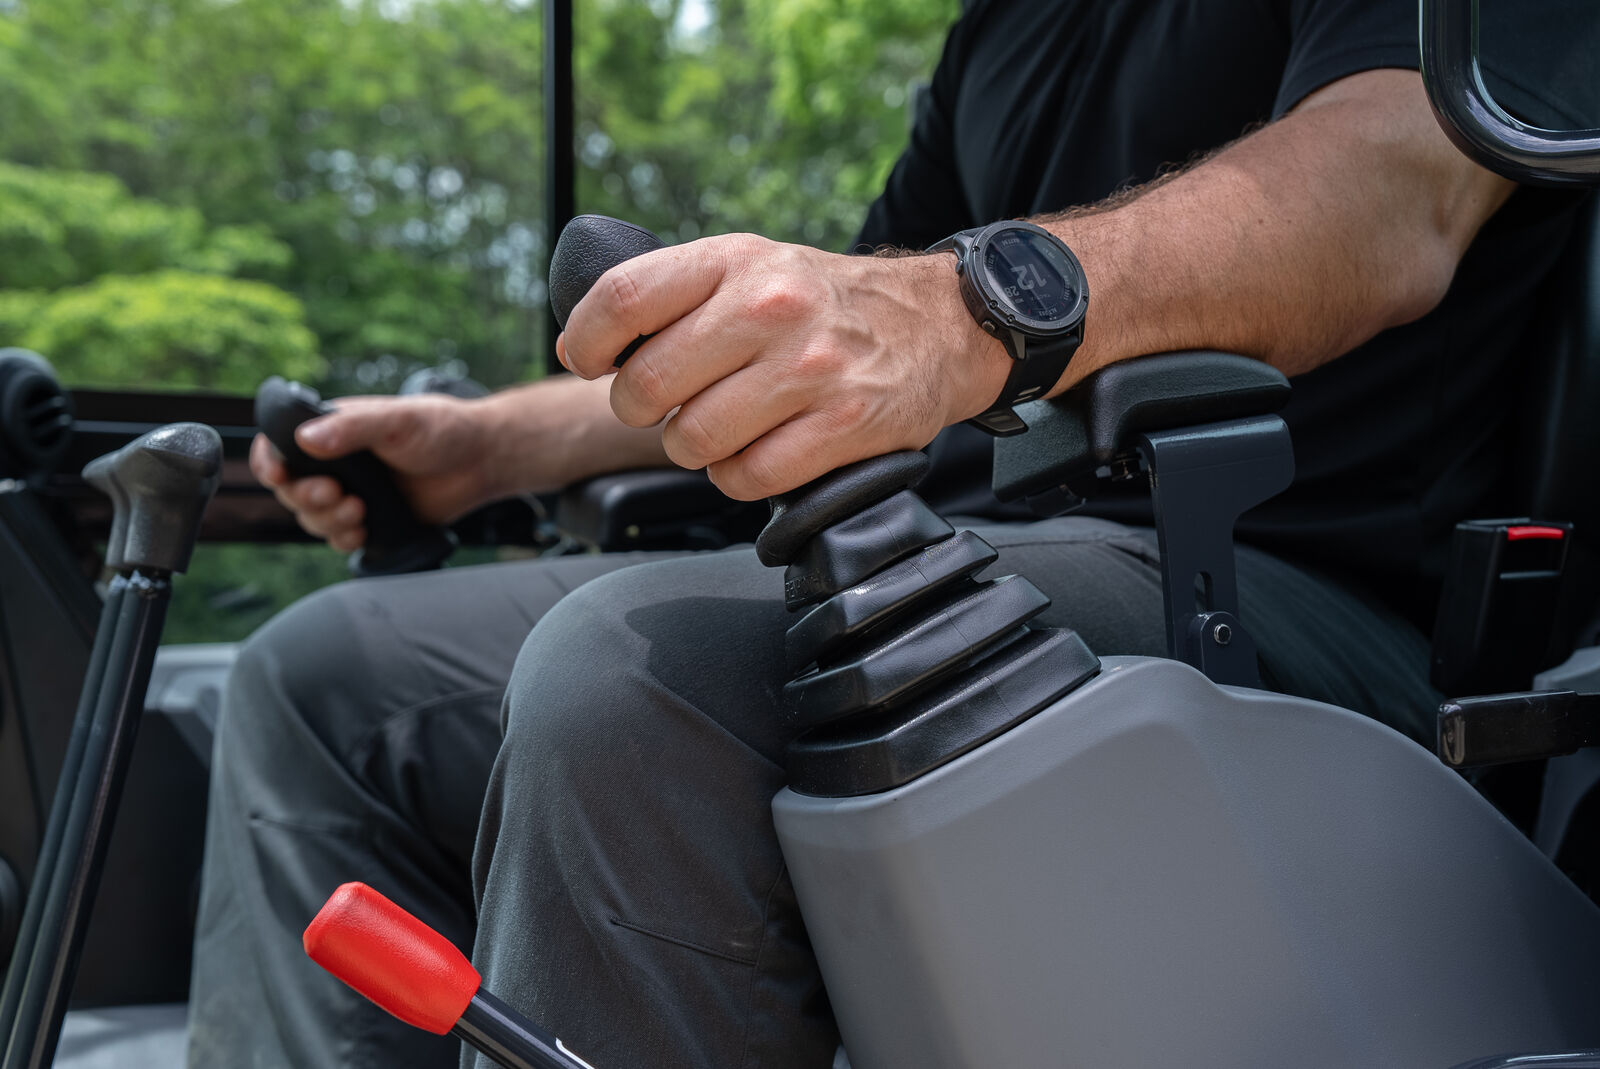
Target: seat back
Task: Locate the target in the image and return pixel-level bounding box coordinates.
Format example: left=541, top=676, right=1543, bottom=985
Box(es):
left=1520, top=195, right=1600, bottom=530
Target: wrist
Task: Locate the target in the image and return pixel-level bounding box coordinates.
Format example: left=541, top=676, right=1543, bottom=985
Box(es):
left=906, top=252, right=1012, bottom=427
left=460, top=391, right=527, bottom=504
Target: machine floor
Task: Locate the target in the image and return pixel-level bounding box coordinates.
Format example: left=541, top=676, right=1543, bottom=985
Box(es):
left=55, top=1004, right=186, bottom=1068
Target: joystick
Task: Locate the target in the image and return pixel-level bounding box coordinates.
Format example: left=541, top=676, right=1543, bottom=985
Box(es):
left=546, top=216, right=1101, bottom=796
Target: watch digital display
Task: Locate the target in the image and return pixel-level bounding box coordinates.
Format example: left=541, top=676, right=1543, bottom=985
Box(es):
left=982, top=229, right=1081, bottom=324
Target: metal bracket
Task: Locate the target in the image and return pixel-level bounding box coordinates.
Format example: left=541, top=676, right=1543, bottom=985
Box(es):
left=1138, top=415, right=1295, bottom=687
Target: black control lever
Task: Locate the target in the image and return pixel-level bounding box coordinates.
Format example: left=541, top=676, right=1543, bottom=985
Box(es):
left=254, top=377, right=456, bottom=577
left=0, top=423, right=222, bottom=1069
left=1438, top=690, right=1600, bottom=768
left=548, top=214, right=666, bottom=363
left=548, top=216, right=1100, bottom=799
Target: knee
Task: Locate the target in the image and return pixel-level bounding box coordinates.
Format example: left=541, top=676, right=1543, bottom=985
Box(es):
left=213, top=581, right=378, bottom=776
left=494, top=550, right=785, bottom=784
left=498, top=569, right=642, bottom=768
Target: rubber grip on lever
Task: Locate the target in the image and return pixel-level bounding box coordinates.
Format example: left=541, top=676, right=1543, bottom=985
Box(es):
left=304, top=882, right=480, bottom=1035
left=254, top=376, right=455, bottom=576
left=547, top=215, right=666, bottom=366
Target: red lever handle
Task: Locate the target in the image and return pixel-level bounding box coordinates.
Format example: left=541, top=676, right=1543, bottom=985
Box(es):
left=304, top=881, right=481, bottom=1035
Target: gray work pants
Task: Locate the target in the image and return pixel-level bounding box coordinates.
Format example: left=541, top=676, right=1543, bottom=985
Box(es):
left=185, top=518, right=1439, bottom=1069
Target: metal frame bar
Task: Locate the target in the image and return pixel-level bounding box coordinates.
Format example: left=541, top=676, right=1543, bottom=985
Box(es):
left=545, top=0, right=575, bottom=376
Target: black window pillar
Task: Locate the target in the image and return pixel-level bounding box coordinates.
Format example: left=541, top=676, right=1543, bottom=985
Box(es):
left=544, top=0, right=575, bottom=375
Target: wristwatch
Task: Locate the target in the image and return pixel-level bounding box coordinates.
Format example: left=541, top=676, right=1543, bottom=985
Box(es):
left=927, top=220, right=1088, bottom=436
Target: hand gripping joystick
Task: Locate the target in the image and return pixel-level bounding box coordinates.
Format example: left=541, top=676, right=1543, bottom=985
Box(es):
left=549, top=216, right=1101, bottom=796
left=305, top=883, right=597, bottom=1069
left=254, top=377, right=457, bottom=577
left=1, top=423, right=221, bottom=1069
left=548, top=214, right=666, bottom=365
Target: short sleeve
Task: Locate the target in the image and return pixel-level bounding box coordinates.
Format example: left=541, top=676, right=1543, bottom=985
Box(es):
left=1274, top=0, right=1600, bottom=131
left=1272, top=0, right=1419, bottom=117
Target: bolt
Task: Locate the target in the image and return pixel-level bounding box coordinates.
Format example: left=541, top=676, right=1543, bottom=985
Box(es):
left=1212, top=622, right=1233, bottom=646
left=1109, top=456, right=1140, bottom=481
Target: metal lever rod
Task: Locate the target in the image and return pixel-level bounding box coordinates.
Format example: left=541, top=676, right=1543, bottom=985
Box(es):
left=0, top=582, right=124, bottom=1047
left=0, top=422, right=221, bottom=1069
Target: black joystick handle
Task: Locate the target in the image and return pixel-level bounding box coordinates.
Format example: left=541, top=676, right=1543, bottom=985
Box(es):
left=254, top=377, right=456, bottom=577
left=548, top=216, right=1100, bottom=798
left=83, top=422, right=223, bottom=575
left=548, top=214, right=666, bottom=366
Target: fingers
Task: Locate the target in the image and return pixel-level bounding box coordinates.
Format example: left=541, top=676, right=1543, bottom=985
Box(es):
left=658, top=358, right=811, bottom=471
left=249, top=433, right=288, bottom=487
left=562, top=238, right=739, bottom=378
left=294, top=396, right=415, bottom=460
left=251, top=433, right=368, bottom=547
left=706, top=411, right=883, bottom=501
left=605, top=248, right=827, bottom=428
left=293, top=488, right=368, bottom=545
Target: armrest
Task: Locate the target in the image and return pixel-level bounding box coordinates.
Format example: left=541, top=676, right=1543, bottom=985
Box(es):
left=555, top=468, right=768, bottom=552
left=992, top=351, right=1290, bottom=504
left=990, top=351, right=1294, bottom=689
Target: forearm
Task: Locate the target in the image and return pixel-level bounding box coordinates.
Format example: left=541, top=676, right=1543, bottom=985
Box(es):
left=1026, top=70, right=1513, bottom=398
left=474, top=374, right=670, bottom=498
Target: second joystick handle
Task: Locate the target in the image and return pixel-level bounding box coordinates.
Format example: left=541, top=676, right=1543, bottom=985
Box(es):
left=255, top=376, right=456, bottom=577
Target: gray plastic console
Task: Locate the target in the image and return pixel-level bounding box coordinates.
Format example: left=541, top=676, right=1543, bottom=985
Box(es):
left=775, top=656, right=1600, bottom=1069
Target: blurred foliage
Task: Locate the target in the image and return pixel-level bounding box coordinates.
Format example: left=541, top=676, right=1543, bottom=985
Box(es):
left=0, top=0, right=955, bottom=393
left=163, top=542, right=353, bottom=645
left=163, top=542, right=507, bottom=644
left=0, top=0, right=956, bottom=640
left=0, top=160, right=319, bottom=388
left=576, top=0, right=957, bottom=248
left=22, top=269, right=320, bottom=389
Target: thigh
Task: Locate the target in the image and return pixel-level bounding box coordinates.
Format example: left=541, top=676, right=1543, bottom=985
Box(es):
left=472, top=516, right=1434, bottom=1068
left=219, top=549, right=678, bottom=880
left=548, top=515, right=1430, bottom=766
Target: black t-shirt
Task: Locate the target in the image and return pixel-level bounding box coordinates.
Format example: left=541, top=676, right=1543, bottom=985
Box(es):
left=857, top=0, right=1600, bottom=624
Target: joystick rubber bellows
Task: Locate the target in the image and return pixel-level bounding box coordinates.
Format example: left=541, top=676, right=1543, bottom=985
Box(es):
left=547, top=216, right=1101, bottom=796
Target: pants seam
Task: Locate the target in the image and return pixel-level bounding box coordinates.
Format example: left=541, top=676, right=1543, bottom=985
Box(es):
left=736, top=863, right=792, bottom=1069
left=605, top=915, right=760, bottom=967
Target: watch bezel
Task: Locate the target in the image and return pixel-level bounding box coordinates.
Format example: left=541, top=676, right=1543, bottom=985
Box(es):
left=961, top=220, right=1088, bottom=340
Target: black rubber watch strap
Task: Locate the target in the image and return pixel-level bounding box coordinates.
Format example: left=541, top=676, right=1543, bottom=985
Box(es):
left=968, top=331, right=1080, bottom=437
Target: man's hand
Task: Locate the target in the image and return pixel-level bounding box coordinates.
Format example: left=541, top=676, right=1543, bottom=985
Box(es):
left=561, top=69, right=1512, bottom=503
left=252, top=375, right=671, bottom=552
left=559, top=239, right=1011, bottom=501
left=251, top=393, right=504, bottom=553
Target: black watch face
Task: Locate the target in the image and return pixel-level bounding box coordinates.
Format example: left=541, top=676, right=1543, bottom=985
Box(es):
left=981, top=228, right=1083, bottom=326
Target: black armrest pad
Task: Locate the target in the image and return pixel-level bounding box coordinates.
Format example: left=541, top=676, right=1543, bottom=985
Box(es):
left=993, top=351, right=1290, bottom=502
left=556, top=468, right=767, bottom=551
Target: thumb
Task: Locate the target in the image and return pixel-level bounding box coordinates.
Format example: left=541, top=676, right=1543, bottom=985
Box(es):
left=294, top=397, right=410, bottom=460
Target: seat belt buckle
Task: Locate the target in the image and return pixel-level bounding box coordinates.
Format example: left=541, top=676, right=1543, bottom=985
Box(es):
left=1430, top=518, right=1572, bottom=696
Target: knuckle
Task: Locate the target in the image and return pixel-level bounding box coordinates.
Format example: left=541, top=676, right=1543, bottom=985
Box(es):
left=664, top=408, right=721, bottom=467
left=793, top=342, right=843, bottom=380
left=749, top=280, right=811, bottom=322
left=601, top=266, right=646, bottom=331
left=622, top=357, right=673, bottom=418
left=384, top=406, right=422, bottom=449
left=737, top=451, right=786, bottom=500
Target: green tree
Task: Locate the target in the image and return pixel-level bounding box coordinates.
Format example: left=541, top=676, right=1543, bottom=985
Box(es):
left=0, top=0, right=956, bottom=393
left=0, top=161, right=319, bottom=389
